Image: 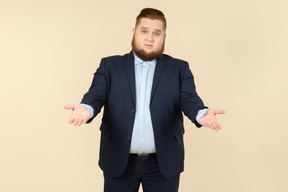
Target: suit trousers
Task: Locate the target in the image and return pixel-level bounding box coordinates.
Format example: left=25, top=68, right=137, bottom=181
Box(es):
left=103, top=154, right=180, bottom=192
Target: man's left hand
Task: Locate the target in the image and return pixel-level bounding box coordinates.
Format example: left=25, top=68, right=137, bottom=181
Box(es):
left=198, top=109, right=225, bottom=131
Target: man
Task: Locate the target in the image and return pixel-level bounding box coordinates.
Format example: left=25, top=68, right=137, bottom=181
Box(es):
left=65, top=8, right=224, bottom=192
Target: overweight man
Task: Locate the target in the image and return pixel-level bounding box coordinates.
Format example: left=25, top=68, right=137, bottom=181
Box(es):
left=65, top=8, right=225, bottom=192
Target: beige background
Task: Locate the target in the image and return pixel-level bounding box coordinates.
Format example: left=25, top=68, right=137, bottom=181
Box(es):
left=1, top=0, right=287, bottom=191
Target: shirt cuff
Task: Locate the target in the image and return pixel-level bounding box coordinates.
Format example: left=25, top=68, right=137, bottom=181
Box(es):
left=80, top=104, right=94, bottom=119
left=196, top=108, right=209, bottom=123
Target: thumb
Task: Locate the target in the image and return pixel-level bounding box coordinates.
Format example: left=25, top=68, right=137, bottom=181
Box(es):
left=64, top=104, right=75, bottom=110
left=213, top=109, right=225, bottom=114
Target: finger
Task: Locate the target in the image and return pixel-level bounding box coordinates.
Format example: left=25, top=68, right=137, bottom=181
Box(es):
left=214, top=123, right=220, bottom=131
left=209, top=123, right=218, bottom=131
left=211, top=123, right=218, bottom=131
left=214, top=110, right=225, bottom=114
left=216, top=122, right=222, bottom=130
left=214, top=120, right=222, bottom=131
left=73, top=118, right=79, bottom=126
left=64, top=105, right=75, bottom=110
left=69, top=117, right=75, bottom=124
left=201, top=122, right=209, bottom=128
left=83, top=118, right=88, bottom=124
left=211, top=119, right=221, bottom=129
left=77, top=119, right=84, bottom=126
left=206, top=122, right=215, bottom=130
left=209, top=120, right=221, bottom=131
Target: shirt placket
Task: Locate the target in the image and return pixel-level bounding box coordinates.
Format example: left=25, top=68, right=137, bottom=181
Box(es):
left=137, top=62, right=149, bottom=153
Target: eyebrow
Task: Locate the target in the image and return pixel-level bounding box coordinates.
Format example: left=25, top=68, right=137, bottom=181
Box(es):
left=140, top=27, right=163, bottom=33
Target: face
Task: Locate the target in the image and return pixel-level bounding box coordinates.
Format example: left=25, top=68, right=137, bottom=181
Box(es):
left=132, top=18, right=166, bottom=61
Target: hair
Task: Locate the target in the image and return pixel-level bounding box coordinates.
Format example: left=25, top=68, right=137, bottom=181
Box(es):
left=135, top=8, right=167, bottom=31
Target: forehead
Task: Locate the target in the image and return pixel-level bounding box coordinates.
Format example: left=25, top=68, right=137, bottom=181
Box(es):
left=137, top=18, right=165, bottom=32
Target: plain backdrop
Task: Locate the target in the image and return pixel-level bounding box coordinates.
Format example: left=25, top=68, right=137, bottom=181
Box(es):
left=1, top=0, right=287, bottom=191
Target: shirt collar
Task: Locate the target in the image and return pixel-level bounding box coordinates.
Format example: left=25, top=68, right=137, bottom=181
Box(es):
left=133, top=52, right=156, bottom=67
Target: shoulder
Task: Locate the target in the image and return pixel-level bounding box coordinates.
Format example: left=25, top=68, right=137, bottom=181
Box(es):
left=159, top=54, right=189, bottom=71
left=101, top=52, right=132, bottom=63
left=96, top=52, right=133, bottom=72
left=160, top=54, right=188, bottom=65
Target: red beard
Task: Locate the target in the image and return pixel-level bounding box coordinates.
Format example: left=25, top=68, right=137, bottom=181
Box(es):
left=131, top=35, right=165, bottom=61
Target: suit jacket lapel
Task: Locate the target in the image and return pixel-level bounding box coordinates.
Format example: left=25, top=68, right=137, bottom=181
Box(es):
left=151, top=55, right=167, bottom=103
left=125, top=52, right=136, bottom=107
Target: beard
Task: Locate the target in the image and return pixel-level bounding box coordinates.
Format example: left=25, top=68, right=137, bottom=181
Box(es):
left=131, top=35, right=165, bottom=61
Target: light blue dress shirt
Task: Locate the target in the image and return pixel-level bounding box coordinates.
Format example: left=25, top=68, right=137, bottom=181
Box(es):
left=81, top=53, right=208, bottom=154
left=129, top=54, right=157, bottom=154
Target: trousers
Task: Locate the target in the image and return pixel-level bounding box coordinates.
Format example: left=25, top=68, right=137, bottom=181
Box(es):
left=103, top=154, right=180, bottom=192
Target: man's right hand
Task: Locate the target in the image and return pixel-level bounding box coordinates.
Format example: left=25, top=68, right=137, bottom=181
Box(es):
left=64, top=104, right=91, bottom=126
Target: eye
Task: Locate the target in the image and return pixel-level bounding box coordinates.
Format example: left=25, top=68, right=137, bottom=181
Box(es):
left=154, top=32, right=160, bottom=36
left=142, top=30, right=148, bottom=34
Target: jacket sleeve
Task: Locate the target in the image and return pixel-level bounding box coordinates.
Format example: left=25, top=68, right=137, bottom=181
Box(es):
left=81, top=58, right=108, bottom=123
left=179, top=62, right=207, bottom=127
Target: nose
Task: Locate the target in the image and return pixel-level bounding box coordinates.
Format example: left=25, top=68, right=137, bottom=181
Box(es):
left=146, top=33, right=154, bottom=42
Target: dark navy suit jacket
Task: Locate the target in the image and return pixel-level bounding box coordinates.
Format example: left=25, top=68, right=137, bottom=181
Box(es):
left=81, top=51, right=207, bottom=179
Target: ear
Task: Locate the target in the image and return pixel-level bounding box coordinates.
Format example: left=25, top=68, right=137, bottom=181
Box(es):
left=132, top=28, right=135, bottom=34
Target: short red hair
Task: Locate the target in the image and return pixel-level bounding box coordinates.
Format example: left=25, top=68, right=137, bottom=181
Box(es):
left=135, top=8, right=167, bottom=31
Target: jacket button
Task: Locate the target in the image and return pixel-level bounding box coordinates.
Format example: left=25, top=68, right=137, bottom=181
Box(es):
left=126, top=136, right=131, bottom=140
left=132, top=108, right=135, bottom=113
